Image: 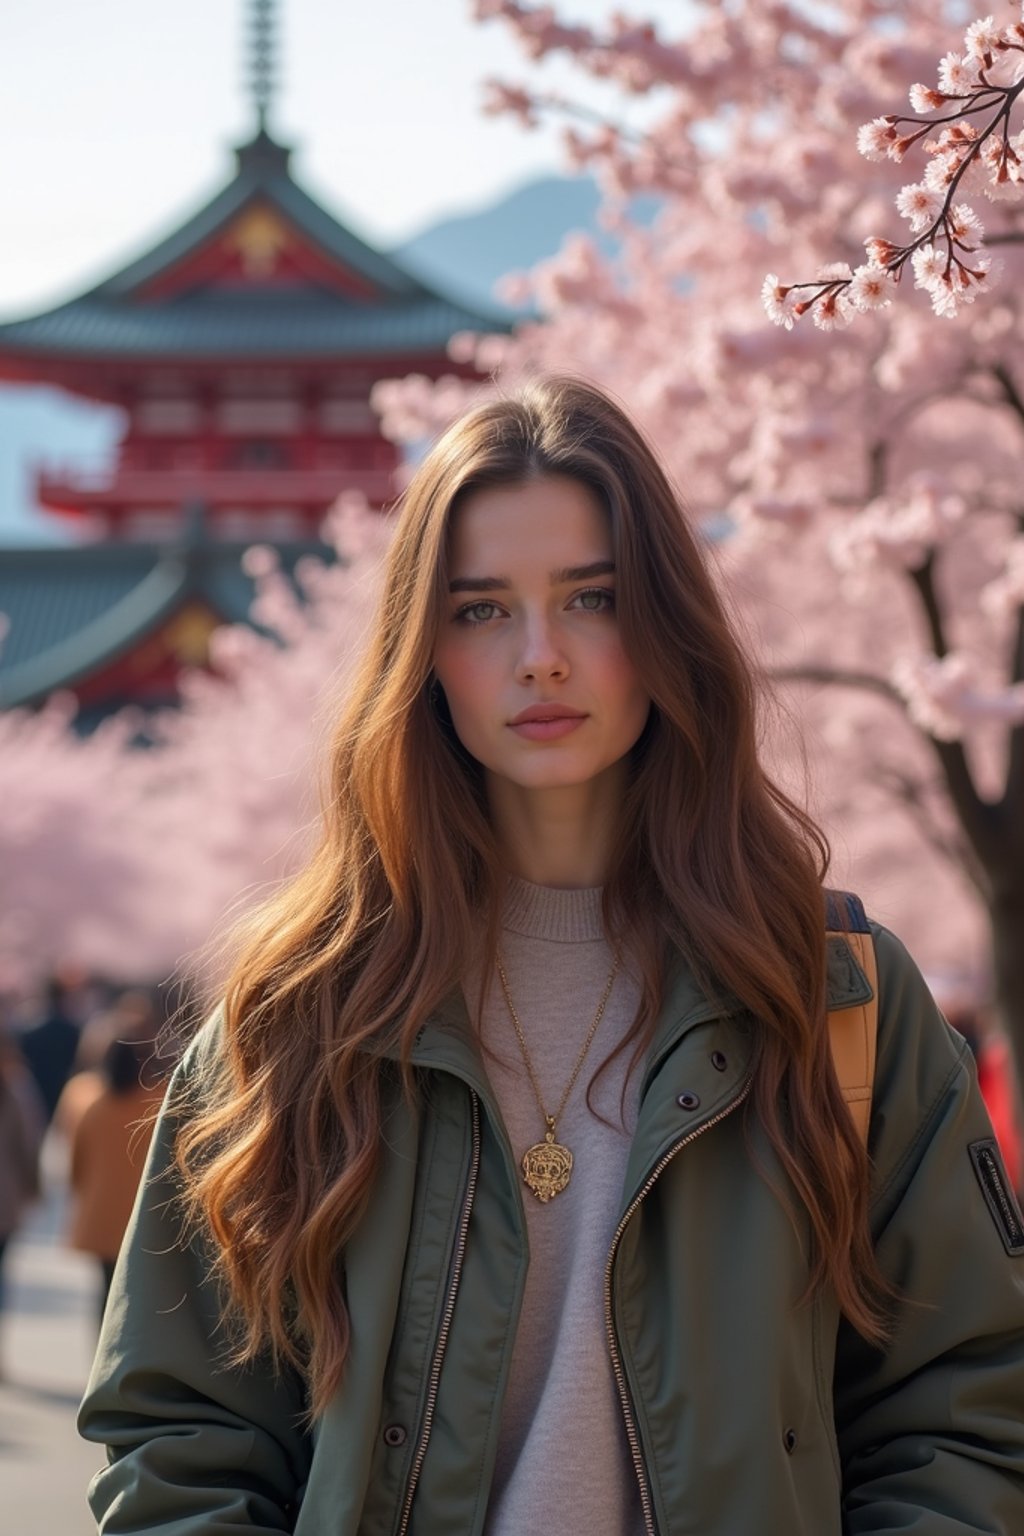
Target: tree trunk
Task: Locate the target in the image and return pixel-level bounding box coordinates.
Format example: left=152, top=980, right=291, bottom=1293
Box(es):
left=989, top=896, right=1024, bottom=1099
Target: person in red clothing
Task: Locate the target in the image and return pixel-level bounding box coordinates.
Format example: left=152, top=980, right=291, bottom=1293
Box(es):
left=945, top=1003, right=1023, bottom=1195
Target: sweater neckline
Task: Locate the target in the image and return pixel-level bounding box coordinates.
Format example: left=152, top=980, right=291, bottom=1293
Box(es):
left=501, top=875, right=606, bottom=944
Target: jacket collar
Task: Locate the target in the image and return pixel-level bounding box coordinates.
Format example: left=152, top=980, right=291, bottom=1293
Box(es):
left=362, top=933, right=873, bottom=1088
left=393, top=948, right=726, bottom=1099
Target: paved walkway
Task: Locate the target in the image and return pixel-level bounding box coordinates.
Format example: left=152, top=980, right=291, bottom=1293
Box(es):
left=0, top=1193, right=106, bottom=1533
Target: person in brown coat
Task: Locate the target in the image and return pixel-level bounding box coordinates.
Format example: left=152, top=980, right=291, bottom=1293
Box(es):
left=68, top=1029, right=168, bottom=1322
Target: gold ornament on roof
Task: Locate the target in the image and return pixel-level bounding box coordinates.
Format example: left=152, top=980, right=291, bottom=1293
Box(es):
left=225, top=207, right=291, bottom=278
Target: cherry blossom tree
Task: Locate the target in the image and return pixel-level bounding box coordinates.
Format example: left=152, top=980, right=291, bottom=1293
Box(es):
left=370, top=0, right=1024, bottom=1074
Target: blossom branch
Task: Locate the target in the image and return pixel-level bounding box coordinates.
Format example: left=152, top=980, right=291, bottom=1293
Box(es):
left=481, top=78, right=692, bottom=188
left=765, top=11, right=1024, bottom=328
left=771, top=664, right=901, bottom=704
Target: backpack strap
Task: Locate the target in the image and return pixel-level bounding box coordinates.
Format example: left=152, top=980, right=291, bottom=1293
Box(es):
left=825, top=893, right=878, bottom=1147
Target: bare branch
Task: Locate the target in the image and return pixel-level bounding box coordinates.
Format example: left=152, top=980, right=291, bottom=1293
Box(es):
left=993, top=362, right=1024, bottom=427
left=484, top=84, right=691, bottom=180
left=867, top=438, right=887, bottom=500
left=770, top=664, right=901, bottom=703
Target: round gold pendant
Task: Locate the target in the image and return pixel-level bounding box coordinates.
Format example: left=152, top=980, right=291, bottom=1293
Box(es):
left=522, top=1137, right=573, bottom=1202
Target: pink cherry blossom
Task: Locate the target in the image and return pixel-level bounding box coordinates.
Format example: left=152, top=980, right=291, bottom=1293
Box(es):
left=857, top=117, right=898, bottom=160
left=812, top=288, right=856, bottom=331
left=848, top=263, right=897, bottom=311
left=761, top=273, right=801, bottom=329
left=895, top=183, right=944, bottom=231
left=481, top=80, right=540, bottom=129
left=963, top=17, right=1003, bottom=60
left=892, top=652, right=1024, bottom=740
left=922, top=149, right=963, bottom=191
left=909, top=83, right=947, bottom=112
left=937, top=51, right=982, bottom=94
left=911, top=244, right=947, bottom=290
left=949, top=203, right=984, bottom=243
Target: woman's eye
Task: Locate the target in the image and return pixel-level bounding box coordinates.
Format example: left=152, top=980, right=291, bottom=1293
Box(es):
left=572, top=587, right=615, bottom=612
left=455, top=600, right=502, bottom=625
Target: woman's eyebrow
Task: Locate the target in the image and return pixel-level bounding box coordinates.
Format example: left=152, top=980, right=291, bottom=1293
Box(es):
left=448, top=560, right=615, bottom=594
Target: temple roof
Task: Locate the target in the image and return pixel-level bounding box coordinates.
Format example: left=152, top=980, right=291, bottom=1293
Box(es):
left=0, top=129, right=511, bottom=366
left=0, top=291, right=501, bottom=359
left=0, top=531, right=323, bottom=713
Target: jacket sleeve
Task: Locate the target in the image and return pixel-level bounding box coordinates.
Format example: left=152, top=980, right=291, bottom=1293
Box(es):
left=78, top=1024, right=312, bottom=1534
left=835, top=923, right=1024, bottom=1533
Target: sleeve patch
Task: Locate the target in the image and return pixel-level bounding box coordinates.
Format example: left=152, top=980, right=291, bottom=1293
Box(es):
left=969, top=1138, right=1024, bottom=1256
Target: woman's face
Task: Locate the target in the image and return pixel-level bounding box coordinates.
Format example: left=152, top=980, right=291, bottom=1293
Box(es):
left=432, top=475, right=651, bottom=796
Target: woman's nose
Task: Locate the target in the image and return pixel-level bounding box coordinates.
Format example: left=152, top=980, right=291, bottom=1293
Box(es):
left=514, top=616, right=569, bottom=683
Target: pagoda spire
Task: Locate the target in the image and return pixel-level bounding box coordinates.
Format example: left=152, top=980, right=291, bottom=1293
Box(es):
left=247, top=0, right=278, bottom=135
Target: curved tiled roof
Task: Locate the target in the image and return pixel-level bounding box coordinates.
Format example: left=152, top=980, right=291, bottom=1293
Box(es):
left=0, top=129, right=512, bottom=362
left=92, top=133, right=428, bottom=304
left=0, top=292, right=503, bottom=359
left=0, top=537, right=323, bottom=710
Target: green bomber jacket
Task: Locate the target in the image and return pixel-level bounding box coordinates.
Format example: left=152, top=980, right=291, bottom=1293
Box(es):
left=79, top=920, right=1024, bottom=1534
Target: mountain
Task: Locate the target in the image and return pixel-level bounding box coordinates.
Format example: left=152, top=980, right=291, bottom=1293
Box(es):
left=396, top=172, right=660, bottom=311
left=394, top=174, right=603, bottom=311
left=0, top=174, right=653, bottom=544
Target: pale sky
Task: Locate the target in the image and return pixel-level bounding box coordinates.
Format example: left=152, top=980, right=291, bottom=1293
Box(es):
left=2, top=0, right=690, bottom=318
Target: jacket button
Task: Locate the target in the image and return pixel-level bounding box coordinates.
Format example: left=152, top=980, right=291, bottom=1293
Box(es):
left=783, top=1428, right=797, bottom=1454
left=710, top=1050, right=728, bottom=1071
left=676, top=1091, right=700, bottom=1111
left=383, top=1424, right=407, bottom=1448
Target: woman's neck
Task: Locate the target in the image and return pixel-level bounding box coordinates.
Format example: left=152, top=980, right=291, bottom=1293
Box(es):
left=485, top=766, right=624, bottom=888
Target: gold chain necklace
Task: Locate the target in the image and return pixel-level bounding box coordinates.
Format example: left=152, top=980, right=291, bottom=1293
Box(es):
left=495, top=950, right=621, bottom=1203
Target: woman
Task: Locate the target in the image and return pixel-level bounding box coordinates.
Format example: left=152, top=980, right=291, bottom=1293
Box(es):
left=79, top=375, right=1024, bottom=1534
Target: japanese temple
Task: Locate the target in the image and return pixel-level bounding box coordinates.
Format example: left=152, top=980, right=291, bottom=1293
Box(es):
left=0, top=2, right=511, bottom=727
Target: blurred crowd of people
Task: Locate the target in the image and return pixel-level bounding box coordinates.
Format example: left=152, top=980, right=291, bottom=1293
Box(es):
left=0, top=969, right=184, bottom=1372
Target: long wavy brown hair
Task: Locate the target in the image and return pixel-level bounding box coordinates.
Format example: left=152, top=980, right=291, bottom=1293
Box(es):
left=177, top=373, right=888, bottom=1416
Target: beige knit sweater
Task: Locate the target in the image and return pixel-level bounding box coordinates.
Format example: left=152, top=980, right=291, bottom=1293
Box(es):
left=465, top=876, right=646, bottom=1536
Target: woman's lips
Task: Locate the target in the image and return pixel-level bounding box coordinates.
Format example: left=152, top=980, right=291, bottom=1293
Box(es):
left=509, top=716, right=587, bottom=741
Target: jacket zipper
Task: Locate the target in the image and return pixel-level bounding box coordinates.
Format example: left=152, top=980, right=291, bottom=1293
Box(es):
left=604, top=1079, right=753, bottom=1536
left=396, top=1090, right=481, bottom=1536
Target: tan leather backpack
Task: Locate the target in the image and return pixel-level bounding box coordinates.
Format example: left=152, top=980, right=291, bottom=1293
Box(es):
left=825, top=893, right=878, bottom=1147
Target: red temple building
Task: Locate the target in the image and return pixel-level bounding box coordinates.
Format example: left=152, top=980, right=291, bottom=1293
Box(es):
left=0, top=14, right=510, bottom=726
